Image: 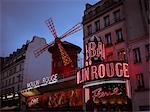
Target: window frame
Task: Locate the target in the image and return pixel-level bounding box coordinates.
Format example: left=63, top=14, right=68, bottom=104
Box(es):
left=133, top=47, right=142, bottom=63
left=105, top=33, right=112, bottom=46
left=95, top=20, right=100, bottom=32
left=136, top=73, right=145, bottom=90
left=87, top=24, right=92, bottom=35
left=116, top=28, right=124, bottom=42
left=113, top=9, right=121, bottom=22
left=104, top=15, right=110, bottom=27
left=145, top=44, right=150, bottom=61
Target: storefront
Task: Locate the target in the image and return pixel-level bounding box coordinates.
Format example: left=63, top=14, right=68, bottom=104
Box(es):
left=21, top=74, right=83, bottom=111
left=1, top=93, right=20, bottom=111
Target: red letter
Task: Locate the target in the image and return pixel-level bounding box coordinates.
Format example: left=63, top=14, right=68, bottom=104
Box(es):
left=115, top=63, right=123, bottom=77
left=123, top=63, right=129, bottom=78
left=91, top=66, right=98, bottom=80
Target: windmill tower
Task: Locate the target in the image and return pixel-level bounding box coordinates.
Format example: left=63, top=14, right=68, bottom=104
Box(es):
left=34, top=18, right=82, bottom=78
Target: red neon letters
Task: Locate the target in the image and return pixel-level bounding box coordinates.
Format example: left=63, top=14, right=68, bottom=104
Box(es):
left=77, top=62, right=129, bottom=84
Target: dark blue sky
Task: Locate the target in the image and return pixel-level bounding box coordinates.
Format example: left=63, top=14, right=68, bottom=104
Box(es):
left=0, top=0, right=98, bottom=57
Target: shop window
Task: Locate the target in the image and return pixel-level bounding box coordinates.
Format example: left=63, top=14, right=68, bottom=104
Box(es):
left=117, top=50, right=126, bottom=61
left=136, top=73, right=145, bottom=90
left=133, top=48, right=141, bottom=63
left=95, top=20, right=100, bottom=32
left=87, top=24, right=92, bottom=35
left=113, top=9, right=120, bottom=22
left=105, top=33, right=112, bottom=46
left=145, top=44, right=150, bottom=61
left=116, top=28, right=124, bottom=43
left=104, top=15, right=110, bottom=27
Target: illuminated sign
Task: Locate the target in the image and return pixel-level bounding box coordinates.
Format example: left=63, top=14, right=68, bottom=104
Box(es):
left=77, top=62, right=129, bottom=84
left=91, top=83, right=126, bottom=103
left=27, top=88, right=82, bottom=109
left=27, top=74, right=58, bottom=90
left=92, top=87, right=121, bottom=100
left=85, top=35, right=105, bottom=66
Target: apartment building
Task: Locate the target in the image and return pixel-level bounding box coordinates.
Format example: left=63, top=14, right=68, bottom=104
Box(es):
left=0, top=36, right=52, bottom=110
left=82, top=0, right=149, bottom=111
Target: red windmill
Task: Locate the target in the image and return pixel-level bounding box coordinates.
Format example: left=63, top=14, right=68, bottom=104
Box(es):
left=34, top=18, right=82, bottom=71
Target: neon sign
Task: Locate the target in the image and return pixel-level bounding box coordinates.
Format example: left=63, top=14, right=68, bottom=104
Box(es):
left=85, top=35, right=105, bottom=66
left=27, top=74, right=58, bottom=90
left=77, top=62, right=129, bottom=84
left=92, top=87, right=122, bottom=101
left=91, top=83, right=126, bottom=102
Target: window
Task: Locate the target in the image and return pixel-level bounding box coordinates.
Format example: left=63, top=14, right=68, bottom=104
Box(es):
left=9, top=69, right=12, bottom=76
left=18, top=85, right=20, bottom=91
left=88, top=11, right=93, bottom=16
left=105, top=33, right=112, bottom=46
left=117, top=50, right=126, bottom=61
left=104, top=15, right=110, bottom=27
left=107, top=53, right=113, bottom=61
left=116, top=28, right=123, bottom=42
left=19, top=64, right=22, bottom=71
left=145, top=44, right=150, bottom=61
left=113, top=10, right=120, bottom=22
left=133, top=48, right=141, bottom=63
left=2, top=81, right=4, bottom=88
left=13, top=67, right=16, bottom=73
left=6, top=80, right=8, bottom=86
left=87, top=24, right=92, bottom=35
left=136, top=73, right=145, bottom=89
left=17, top=74, right=21, bottom=82
left=95, top=6, right=100, bottom=14
left=9, top=78, right=11, bottom=85
left=12, top=77, right=15, bottom=83
left=95, top=20, right=100, bottom=32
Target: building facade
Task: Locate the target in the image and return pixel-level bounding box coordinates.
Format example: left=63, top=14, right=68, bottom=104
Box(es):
left=82, top=0, right=149, bottom=111
left=0, top=36, right=52, bottom=111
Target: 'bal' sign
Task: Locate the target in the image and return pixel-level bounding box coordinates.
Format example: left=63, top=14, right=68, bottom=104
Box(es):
left=85, top=35, right=105, bottom=66
left=77, top=62, right=129, bottom=84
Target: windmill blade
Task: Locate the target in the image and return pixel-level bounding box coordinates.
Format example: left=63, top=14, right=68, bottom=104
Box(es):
left=45, top=18, right=58, bottom=38
left=34, top=41, right=54, bottom=57
left=59, top=22, right=82, bottom=39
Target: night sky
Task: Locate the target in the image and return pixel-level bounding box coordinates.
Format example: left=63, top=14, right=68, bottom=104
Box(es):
left=0, top=0, right=98, bottom=57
